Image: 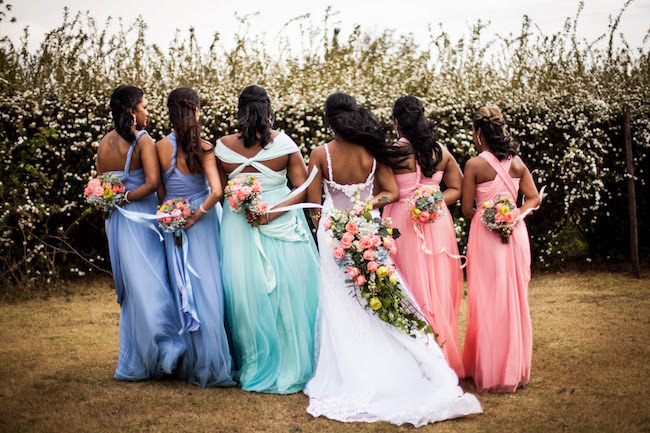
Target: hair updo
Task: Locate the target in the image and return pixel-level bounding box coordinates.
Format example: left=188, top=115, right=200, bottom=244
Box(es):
left=167, top=86, right=208, bottom=174
left=392, top=95, right=441, bottom=178
left=110, top=84, right=143, bottom=144
left=472, top=105, right=519, bottom=161
left=238, top=85, right=273, bottom=148
left=325, top=92, right=410, bottom=170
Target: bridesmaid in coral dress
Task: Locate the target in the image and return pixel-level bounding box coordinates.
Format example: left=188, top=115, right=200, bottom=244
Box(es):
left=461, top=105, right=542, bottom=392
left=383, top=95, right=465, bottom=377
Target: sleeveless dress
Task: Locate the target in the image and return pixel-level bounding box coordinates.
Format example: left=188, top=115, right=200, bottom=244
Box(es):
left=304, top=143, right=482, bottom=427
left=105, top=130, right=186, bottom=380
left=463, top=151, right=532, bottom=392
left=214, top=132, right=320, bottom=394
left=161, top=132, right=235, bottom=388
left=383, top=163, right=465, bottom=377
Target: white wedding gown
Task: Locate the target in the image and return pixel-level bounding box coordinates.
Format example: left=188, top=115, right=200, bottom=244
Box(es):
left=304, top=144, right=482, bottom=427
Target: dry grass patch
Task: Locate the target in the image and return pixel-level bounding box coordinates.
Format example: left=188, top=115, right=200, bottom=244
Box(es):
left=1, top=271, right=648, bottom=432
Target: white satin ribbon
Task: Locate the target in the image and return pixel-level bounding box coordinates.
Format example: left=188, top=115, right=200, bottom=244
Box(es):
left=267, top=166, right=323, bottom=214
left=516, top=185, right=547, bottom=222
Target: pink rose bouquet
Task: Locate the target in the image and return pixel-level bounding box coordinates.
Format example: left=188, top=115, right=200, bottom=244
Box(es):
left=405, top=188, right=445, bottom=224
left=83, top=173, right=125, bottom=218
left=479, top=195, right=521, bottom=243
left=157, top=197, right=194, bottom=246
left=325, top=200, right=433, bottom=337
left=224, top=175, right=269, bottom=224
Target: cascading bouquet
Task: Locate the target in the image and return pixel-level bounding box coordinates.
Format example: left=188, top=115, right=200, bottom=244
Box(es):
left=405, top=188, right=445, bottom=224
left=479, top=195, right=520, bottom=243
left=323, top=200, right=434, bottom=337
left=157, top=197, right=193, bottom=246
left=224, top=174, right=268, bottom=224
left=84, top=173, right=125, bottom=218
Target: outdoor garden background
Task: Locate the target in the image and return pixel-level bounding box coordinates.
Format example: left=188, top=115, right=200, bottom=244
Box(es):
left=0, top=1, right=648, bottom=431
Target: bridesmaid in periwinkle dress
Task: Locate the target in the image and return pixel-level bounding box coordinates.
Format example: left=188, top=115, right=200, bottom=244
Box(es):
left=215, top=85, right=320, bottom=394
left=383, top=95, right=465, bottom=377
left=97, top=85, right=185, bottom=380
left=156, top=87, right=235, bottom=388
left=462, top=105, right=542, bottom=392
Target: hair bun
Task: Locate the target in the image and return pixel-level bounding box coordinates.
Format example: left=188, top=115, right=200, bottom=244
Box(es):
left=238, top=85, right=271, bottom=108
left=325, top=92, right=359, bottom=118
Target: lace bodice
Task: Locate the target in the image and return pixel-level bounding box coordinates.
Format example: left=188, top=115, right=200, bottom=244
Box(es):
left=322, top=142, right=376, bottom=210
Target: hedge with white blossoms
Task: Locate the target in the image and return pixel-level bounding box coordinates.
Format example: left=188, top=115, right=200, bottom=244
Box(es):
left=0, top=7, right=648, bottom=288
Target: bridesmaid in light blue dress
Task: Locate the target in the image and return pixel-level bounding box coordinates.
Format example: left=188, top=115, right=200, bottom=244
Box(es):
left=215, top=85, right=320, bottom=394
left=156, top=86, right=235, bottom=388
left=97, top=85, right=186, bottom=380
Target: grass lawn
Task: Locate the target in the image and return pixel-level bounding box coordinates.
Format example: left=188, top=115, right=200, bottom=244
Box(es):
left=0, top=271, right=649, bottom=432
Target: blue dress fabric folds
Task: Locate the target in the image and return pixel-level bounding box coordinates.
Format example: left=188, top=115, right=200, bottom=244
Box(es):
left=215, top=133, right=320, bottom=394
left=105, top=130, right=186, bottom=380
left=162, top=132, right=235, bottom=388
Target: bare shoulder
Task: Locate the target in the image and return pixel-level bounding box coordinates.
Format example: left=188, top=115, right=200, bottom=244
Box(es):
left=201, top=139, right=215, bottom=152
left=136, top=131, right=155, bottom=147
left=511, top=155, right=528, bottom=176
left=219, top=133, right=240, bottom=148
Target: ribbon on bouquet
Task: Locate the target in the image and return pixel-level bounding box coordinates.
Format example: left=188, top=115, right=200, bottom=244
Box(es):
left=172, top=229, right=201, bottom=334
left=438, top=246, right=467, bottom=269
left=114, top=204, right=184, bottom=241
left=413, top=222, right=434, bottom=254
left=516, top=185, right=547, bottom=222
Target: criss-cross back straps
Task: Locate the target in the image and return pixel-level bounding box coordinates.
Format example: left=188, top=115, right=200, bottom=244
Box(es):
left=214, top=133, right=299, bottom=179
left=478, top=151, right=518, bottom=199
left=123, top=130, right=149, bottom=179
left=324, top=142, right=376, bottom=186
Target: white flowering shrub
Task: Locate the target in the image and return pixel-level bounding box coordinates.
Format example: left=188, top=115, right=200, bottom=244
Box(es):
left=0, top=7, right=648, bottom=288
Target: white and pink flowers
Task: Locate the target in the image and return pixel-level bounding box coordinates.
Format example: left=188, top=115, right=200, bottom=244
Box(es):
left=479, top=195, right=521, bottom=243
left=224, top=175, right=269, bottom=222
left=405, top=188, right=445, bottom=224
left=83, top=173, right=125, bottom=218
left=157, top=197, right=194, bottom=246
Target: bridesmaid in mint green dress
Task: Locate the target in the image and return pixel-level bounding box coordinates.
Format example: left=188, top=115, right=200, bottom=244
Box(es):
left=215, top=85, right=320, bottom=394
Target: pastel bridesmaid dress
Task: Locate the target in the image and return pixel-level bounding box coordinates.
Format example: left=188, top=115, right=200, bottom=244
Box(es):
left=105, top=130, right=186, bottom=380
left=383, top=162, right=465, bottom=377
left=161, top=131, right=235, bottom=388
left=215, top=132, right=320, bottom=394
left=463, top=151, right=532, bottom=392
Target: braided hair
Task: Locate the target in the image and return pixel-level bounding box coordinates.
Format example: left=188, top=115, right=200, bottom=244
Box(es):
left=325, top=92, right=410, bottom=170
left=237, top=85, right=273, bottom=148
left=392, top=95, right=441, bottom=178
left=473, top=105, right=519, bottom=161
left=109, top=85, right=143, bottom=143
left=167, top=87, right=210, bottom=174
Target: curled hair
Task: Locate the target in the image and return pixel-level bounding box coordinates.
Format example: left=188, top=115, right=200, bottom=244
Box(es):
left=392, top=95, right=441, bottom=178
left=167, top=87, right=209, bottom=174
left=237, top=85, right=273, bottom=148
left=110, top=84, right=143, bottom=143
left=473, top=105, right=519, bottom=161
left=325, top=92, right=410, bottom=170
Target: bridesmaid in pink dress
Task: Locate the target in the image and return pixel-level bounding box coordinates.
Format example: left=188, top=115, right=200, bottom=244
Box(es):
left=383, top=96, right=465, bottom=377
left=461, top=105, right=542, bottom=392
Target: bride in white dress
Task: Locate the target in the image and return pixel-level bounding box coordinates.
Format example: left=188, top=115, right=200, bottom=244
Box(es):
left=304, top=93, right=482, bottom=427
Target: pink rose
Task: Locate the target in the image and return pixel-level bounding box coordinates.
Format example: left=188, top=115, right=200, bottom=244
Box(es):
left=333, top=246, right=345, bottom=259
left=176, top=201, right=184, bottom=209
left=430, top=211, right=439, bottom=222
left=112, top=185, right=121, bottom=193
left=252, top=181, right=262, bottom=193
left=227, top=196, right=237, bottom=207
left=383, top=236, right=395, bottom=250
left=232, top=177, right=242, bottom=185
left=241, top=186, right=253, bottom=196
left=503, top=212, right=516, bottom=224
left=370, top=234, right=382, bottom=248
left=358, top=236, right=372, bottom=250
left=165, top=200, right=173, bottom=206
left=345, top=221, right=359, bottom=234
left=118, top=185, right=125, bottom=193
left=323, top=217, right=332, bottom=230
left=387, top=264, right=396, bottom=275
left=341, top=232, right=355, bottom=249
left=390, top=246, right=397, bottom=255
left=419, top=211, right=430, bottom=223
left=363, top=249, right=375, bottom=261
left=102, top=182, right=111, bottom=190
left=182, top=207, right=191, bottom=217
left=495, top=203, right=503, bottom=212
left=163, top=217, right=172, bottom=224
left=88, top=178, right=101, bottom=189
left=355, top=275, right=367, bottom=286
left=495, top=213, right=505, bottom=223
left=407, top=200, right=415, bottom=210
left=236, top=191, right=246, bottom=201
left=229, top=187, right=239, bottom=196
left=353, top=204, right=365, bottom=215
left=256, top=201, right=268, bottom=214
left=347, top=267, right=360, bottom=278
left=92, top=186, right=104, bottom=197
left=366, top=261, right=379, bottom=272
left=84, top=186, right=92, bottom=196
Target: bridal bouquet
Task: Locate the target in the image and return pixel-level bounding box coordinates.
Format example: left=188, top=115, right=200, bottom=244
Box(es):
left=479, top=195, right=520, bottom=243
left=157, top=197, right=193, bottom=246
left=84, top=173, right=125, bottom=218
left=324, top=200, right=433, bottom=337
left=225, top=175, right=268, bottom=219
left=405, top=188, right=445, bottom=224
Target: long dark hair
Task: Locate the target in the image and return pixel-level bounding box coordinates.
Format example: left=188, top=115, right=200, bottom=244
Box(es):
left=392, top=95, right=441, bottom=178
left=110, top=84, right=143, bottom=143
left=167, top=86, right=208, bottom=174
left=325, top=92, right=410, bottom=170
left=237, top=85, right=273, bottom=148
left=473, top=105, right=519, bottom=161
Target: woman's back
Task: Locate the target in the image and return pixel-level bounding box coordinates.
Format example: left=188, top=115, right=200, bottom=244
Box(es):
left=97, top=130, right=143, bottom=173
